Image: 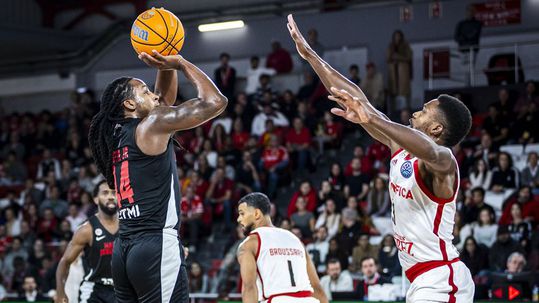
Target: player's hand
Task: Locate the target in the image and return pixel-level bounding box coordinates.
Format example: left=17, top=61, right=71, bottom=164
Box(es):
left=287, top=14, right=314, bottom=60
left=328, top=87, right=371, bottom=124
left=54, top=294, right=68, bottom=303
left=138, top=50, right=183, bottom=71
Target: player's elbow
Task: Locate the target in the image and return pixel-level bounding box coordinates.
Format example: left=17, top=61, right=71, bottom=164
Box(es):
left=210, top=94, right=228, bottom=113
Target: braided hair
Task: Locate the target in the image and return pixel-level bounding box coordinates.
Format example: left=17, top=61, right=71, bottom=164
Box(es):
left=88, top=77, right=135, bottom=189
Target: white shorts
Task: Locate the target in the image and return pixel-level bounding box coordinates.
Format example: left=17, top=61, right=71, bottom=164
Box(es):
left=266, top=296, right=320, bottom=303
left=406, top=261, right=474, bottom=303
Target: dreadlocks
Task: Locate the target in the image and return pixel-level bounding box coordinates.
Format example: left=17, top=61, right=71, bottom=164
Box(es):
left=88, top=77, right=135, bottom=189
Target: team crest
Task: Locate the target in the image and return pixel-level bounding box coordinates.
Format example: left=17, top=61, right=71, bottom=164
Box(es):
left=95, top=228, right=103, bottom=236
left=400, top=161, right=413, bottom=178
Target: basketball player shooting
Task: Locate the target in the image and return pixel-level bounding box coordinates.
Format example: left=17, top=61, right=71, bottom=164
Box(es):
left=88, top=51, right=227, bottom=303
left=287, top=14, right=475, bottom=303
left=236, top=193, right=328, bottom=303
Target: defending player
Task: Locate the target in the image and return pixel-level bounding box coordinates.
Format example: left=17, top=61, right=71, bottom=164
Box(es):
left=236, top=192, right=328, bottom=303
left=88, top=51, right=227, bottom=303
left=287, top=15, right=474, bottom=303
left=55, top=181, right=118, bottom=303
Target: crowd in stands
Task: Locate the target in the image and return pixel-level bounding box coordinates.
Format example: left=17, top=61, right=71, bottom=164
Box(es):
left=0, top=25, right=537, bottom=302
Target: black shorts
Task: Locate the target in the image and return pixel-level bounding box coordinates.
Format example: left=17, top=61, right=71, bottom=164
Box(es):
left=79, top=282, right=116, bottom=303
left=112, top=230, right=188, bottom=303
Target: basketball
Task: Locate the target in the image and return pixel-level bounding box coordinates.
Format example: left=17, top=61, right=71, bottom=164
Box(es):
left=130, top=7, right=185, bottom=56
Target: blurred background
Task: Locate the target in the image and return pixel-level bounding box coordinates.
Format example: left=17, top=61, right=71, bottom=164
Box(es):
left=0, top=0, right=538, bottom=302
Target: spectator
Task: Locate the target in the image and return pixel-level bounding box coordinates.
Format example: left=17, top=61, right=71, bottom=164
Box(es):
left=235, top=151, right=261, bottom=195
left=259, top=119, right=284, bottom=148
left=4, top=207, right=21, bottom=237
left=366, top=141, right=390, bottom=172
left=366, top=177, right=390, bottom=217
left=290, top=197, right=315, bottom=239
left=361, top=62, right=385, bottom=111
left=306, top=226, right=330, bottom=274
left=320, top=259, right=354, bottom=300
left=3, top=152, right=26, bottom=184
left=454, top=5, right=482, bottom=65
left=458, top=208, right=498, bottom=250
left=344, top=158, right=370, bottom=201
left=15, top=275, right=47, bottom=302
left=317, top=181, right=345, bottom=211
left=461, top=187, right=495, bottom=225
left=482, top=105, right=510, bottom=148
left=307, top=28, right=325, bottom=58
left=36, top=208, right=58, bottom=243
left=521, top=152, right=539, bottom=191
left=206, top=168, right=234, bottom=231
left=507, top=203, right=532, bottom=250
left=253, top=75, right=278, bottom=106
left=345, top=146, right=373, bottom=177
left=378, top=234, right=401, bottom=278
left=4, top=237, right=28, bottom=278
left=315, top=199, right=341, bottom=239
left=460, top=236, right=489, bottom=277
left=2, top=132, right=25, bottom=160
left=314, top=112, right=343, bottom=157
left=505, top=252, right=526, bottom=274
left=335, top=208, right=362, bottom=256
left=260, top=135, right=289, bottom=199
left=65, top=203, right=86, bottom=233
left=286, top=118, right=313, bottom=173
left=188, top=262, right=209, bottom=293
left=328, top=162, right=346, bottom=192
left=201, top=140, right=218, bottom=168
left=251, top=101, right=290, bottom=137
left=288, top=180, right=317, bottom=217
left=19, top=221, right=36, bottom=253
left=356, top=257, right=391, bottom=300
left=326, top=238, right=349, bottom=270
left=245, top=56, right=276, bottom=96
left=180, top=185, right=204, bottom=252
left=490, top=152, right=519, bottom=192
left=499, top=186, right=538, bottom=225
left=18, top=179, right=43, bottom=208
left=39, top=186, right=68, bottom=219
left=351, top=235, right=379, bottom=273
left=473, top=133, right=498, bottom=168
left=513, top=102, right=538, bottom=144
left=493, top=88, right=514, bottom=119
left=386, top=30, right=412, bottom=109
left=36, top=149, right=61, bottom=180
left=210, top=111, right=233, bottom=135
left=266, top=41, right=293, bottom=74
left=468, top=158, right=493, bottom=192
left=231, top=119, right=250, bottom=151
left=348, top=64, right=360, bottom=86
left=489, top=225, right=522, bottom=272
left=280, top=90, right=299, bottom=121
left=341, top=197, right=359, bottom=222
left=210, top=124, right=227, bottom=153
left=214, top=53, right=237, bottom=100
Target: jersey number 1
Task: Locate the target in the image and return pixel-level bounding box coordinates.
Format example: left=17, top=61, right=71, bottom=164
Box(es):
left=287, top=260, right=296, bottom=287
left=115, top=161, right=134, bottom=205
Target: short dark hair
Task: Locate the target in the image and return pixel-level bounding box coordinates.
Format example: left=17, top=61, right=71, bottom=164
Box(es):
left=93, top=180, right=109, bottom=198
left=220, top=53, right=230, bottom=60
left=239, top=192, right=271, bottom=215
left=360, top=256, right=377, bottom=267
left=471, top=187, right=485, bottom=197
left=350, top=64, right=359, bottom=71
left=327, top=258, right=341, bottom=266
left=436, top=94, right=472, bottom=147
left=251, top=56, right=259, bottom=62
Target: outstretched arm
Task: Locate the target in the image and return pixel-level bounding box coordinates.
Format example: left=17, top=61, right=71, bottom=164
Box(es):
left=305, top=248, right=329, bottom=303
left=237, top=236, right=259, bottom=303
left=287, top=15, right=397, bottom=151
left=55, top=223, right=92, bottom=303
left=137, top=52, right=228, bottom=155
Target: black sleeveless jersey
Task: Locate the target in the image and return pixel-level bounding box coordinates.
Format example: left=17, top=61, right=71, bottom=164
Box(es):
left=82, top=215, right=117, bottom=285
left=112, top=118, right=182, bottom=238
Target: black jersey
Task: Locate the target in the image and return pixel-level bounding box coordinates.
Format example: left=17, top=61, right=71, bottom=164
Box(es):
left=82, top=215, right=117, bottom=286
left=112, top=118, right=182, bottom=238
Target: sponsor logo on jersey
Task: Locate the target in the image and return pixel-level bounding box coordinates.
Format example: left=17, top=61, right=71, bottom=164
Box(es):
left=400, top=160, right=413, bottom=178
left=391, top=158, right=398, bottom=166
left=96, top=235, right=106, bottom=241
left=100, top=242, right=113, bottom=256
left=390, top=181, right=413, bottom=200
left=393, top=233, right=414, bottom=256
left=118, top=204, right=141, bottom=220
left=95, top=228, right=103, bottom=236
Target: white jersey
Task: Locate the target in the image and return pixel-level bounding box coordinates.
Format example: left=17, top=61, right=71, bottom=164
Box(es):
left=240, top=226, right=314, bottom=302
left=389, top=148, right=460, bottom=275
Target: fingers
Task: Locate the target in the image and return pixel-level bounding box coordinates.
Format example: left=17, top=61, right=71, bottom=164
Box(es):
left=330, top=108, right=346, bottom=116
left=151, top=50, right=167, bottom=61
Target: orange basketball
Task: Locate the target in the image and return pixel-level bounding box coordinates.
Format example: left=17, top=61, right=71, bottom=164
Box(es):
left=130, top=7, right=185, bottom=56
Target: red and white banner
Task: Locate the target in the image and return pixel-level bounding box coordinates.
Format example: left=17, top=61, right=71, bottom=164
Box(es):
left=473, top=0, right=521, bottom=27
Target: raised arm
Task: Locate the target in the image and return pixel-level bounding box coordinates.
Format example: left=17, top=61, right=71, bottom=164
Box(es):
left=286, top=15, right=397, bottom=151
left=137, top=52, right=228, bottom=155
left=237, top=236, right=259, bottom=303
left=55, top=223, right=92, bottom=303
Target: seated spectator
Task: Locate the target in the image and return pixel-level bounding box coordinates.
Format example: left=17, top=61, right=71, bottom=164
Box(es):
left=320, top=259, right=354, bottom=300
left=231, top=119, right=250, bottom=151
left=521, top=152, right=539, bottom=191
left=206, top=168, right=234, bottom=230
left=36, top=208, right=58, bottom=243
left=473, top=133, right=498, bottom=168
left=260, top=135, right=289, bottom=199
left=3, top=152, right=26, bottom=184
left=210, top=111, right=233, bottom=135
left=461, top=187, right=495, bottom=225
left=515, top=80, right=539, bottom=115
left=458, top=208, right=498, bottom=250
left=288, top=180, right=317, bottom=217
left=318, top=181, right=345, bottom=210
left=512, top=102, right=538, bottom=144
left=493, top=88, right=514, bottom=119
left=195, top=154, right=214, bottom=181
left=489, top=225, right=522, bottom=272
left=314, top=112, right=343, bottom=156
left=341, top=197, right=359, bottom=223
left=344, top=158, right=370, bottom=201
left=315, top=199, right=341, bottom=239
left=505, top=251, right=526, bottom=274
left=328, top=162, right=346, bottom=192
left=335, top=209, right=362, bottom=256
left=345, top=146, right=373, bottom=177
left=351, top=235, right=379, bottom=273
left=326, top=238, right=349, bottom=270
left=306, top=226, right=330, bottom=274
left=460, top=236, right=489, bottom=277
left=490, top=152, right=519, bottom=192
left=189, top=127, right=205, bottom=155
left=245, top=56, right=276, bottom=96
left=253, top=74, right=278, bottom=106
left=188, top=262, right=209, bottom=293
left=356, top=257, right=391, bottom=300
left=499, top=186, right=538, bottom=225
left=367, top=176, right=390, bottom=217
left=366, top=141, right=390, bottom=172
left=210, top=124, right=227, bottom=153
left=266, top=40, right=293, bottom=74
left=235, top=151, right=261, bottom=195
left=66, top=177, right=82, bottom=204
left=39, top=186, right=68, bottom=219
left=378, top=234, right=401, bottom=278
left=4, top=207, right=21, bottom=237
left=36, top=148, right=61, bottom=180
left=482, top=105, right=510, bottom=148
left=468, top=158, right=493, bottom=192
left=251, top=101, right=290, bottom=137
left=348, top=64, right=361, bottom=86
left=507, top=203, right=532, bottom=250
left=181, top=185, right=204, bottom=252
left=259, top=119, right=284, bottom=148
left=279, top=90, right=298, bottom=122
left=290, top=197, right=315, bottom=239
left=286, top=118, right=313, bottom=173
left=4, top=237, right=29, bottom=279
left=65, top=203, right=86, bottom=233
left=15, top=275, right=48, bottom=302
left=361, top=62, right=385, bottom=111
left=201, top=140, right=218, bottom=168
left=216, top=155, right=235, bottom=181
left=18, top=179, right=44, bottom=208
